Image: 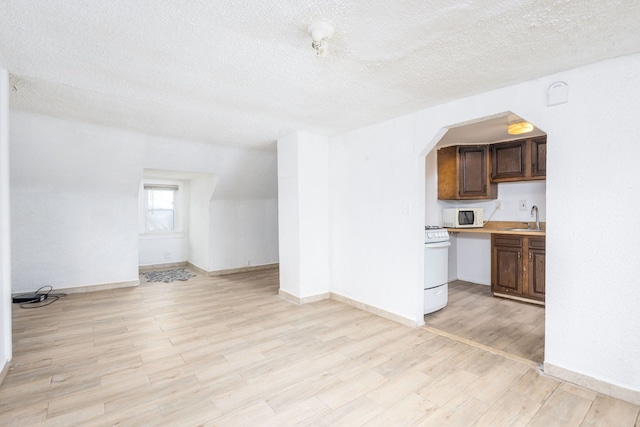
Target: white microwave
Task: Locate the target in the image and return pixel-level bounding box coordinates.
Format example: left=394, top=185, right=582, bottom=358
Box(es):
left=442, top=208, right=483, bottom=228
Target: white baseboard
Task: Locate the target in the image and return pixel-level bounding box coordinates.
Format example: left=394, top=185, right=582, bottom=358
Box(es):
left=544, top=362, right=640, bottom=406
left=278, top=287, right=417, bottom=328
left=139, top=261, right=188, bottom=272
left=191, top=263, right=279, bottom=277
left=278, top=289, right=330, bottom=304
left=329, top=293, right=418, bottom=327
left=458, top=277, right=490, bottom=286
left=142, top=262, right=279, bottom=277
left=186, top=262, right=208, bottom=275
left=55, top=279, right=140, bottom=294
left=0, top=358, right=8, bottom=386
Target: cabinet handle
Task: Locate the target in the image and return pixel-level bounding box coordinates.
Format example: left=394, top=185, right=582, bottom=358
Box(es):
left=518, top=252, right=521, bottom=259
left=529, top=253, right=532, bottom=261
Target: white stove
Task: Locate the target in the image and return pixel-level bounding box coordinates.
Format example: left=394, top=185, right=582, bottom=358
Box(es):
left=424, top=225, right=449, bottom=244
left=423, top=225, right=450, bottom=315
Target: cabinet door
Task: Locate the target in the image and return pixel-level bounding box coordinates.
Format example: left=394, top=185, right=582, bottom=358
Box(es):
left=531, top=137, right=547, bottom=178
left=459, top=146, right=490, bottom=198
left=437, top=145, right=497, bottom=200
left=437, top=145, right=458, bottom=200
left=491, top=140, right=526, bottom=181
left=527, top=238, right=546, bottom=300
left=491, top=236, right=523, bottom=296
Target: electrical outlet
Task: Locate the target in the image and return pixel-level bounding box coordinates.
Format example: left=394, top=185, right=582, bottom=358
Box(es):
left=519, top=200, right=527, bottom=211
left=164, top=251, right=172, bottom=259
left=496, top=200, right=503, bottom=210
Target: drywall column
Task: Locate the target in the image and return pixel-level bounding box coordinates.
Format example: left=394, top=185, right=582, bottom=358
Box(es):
left=0, top=66, right=11, bottom=381
left=541, top=56, right=640, bottom=402
left=188, top=174, right=217, bottom=271
left=277, top=132, right=330, bottom=301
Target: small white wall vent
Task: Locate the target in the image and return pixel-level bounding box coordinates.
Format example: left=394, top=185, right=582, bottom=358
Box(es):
left=548, top=81, right=569, bottom=106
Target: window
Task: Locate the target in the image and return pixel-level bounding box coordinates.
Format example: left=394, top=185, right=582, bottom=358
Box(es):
left=143, top=183, right=179, bottom=233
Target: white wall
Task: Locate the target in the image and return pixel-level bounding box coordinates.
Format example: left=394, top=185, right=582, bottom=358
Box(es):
left=210, top=198, right=279, bottom=271
left=0, top=66, right=12, bottom=378
left=437, top=181, right=546, bottom=225
left=188, top=175, right=218, bottom=271
left=330, top=115, right=425, bottom=322
left=542, top=55, right=640, bottom=395
left=10, top=112, right=279, bottom=291
left=10, top=113, right=142, bottom=292
left=277, top=132, right=330, bottom=299
left=451, top=234, right=491, bottom=285
left=315, top=53, right=640, bottom=395
left=139, top=234, right=189, bottom=266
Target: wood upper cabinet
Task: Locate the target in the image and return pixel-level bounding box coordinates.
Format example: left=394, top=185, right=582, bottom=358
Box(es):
left=530, top=137, right=547, bottom=177
left=491, top=140, right=525, bottom=180
left=437, top=145, right=497, bottom=200
left=491, top=234, right=545, bottom=303
left=490, top=136, right=547, bottom=182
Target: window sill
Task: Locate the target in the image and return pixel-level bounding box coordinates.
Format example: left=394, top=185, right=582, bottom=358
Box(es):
left=139, top=232, right=185, bottom=240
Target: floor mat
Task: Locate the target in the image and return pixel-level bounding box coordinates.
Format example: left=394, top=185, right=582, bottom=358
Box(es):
left=142, top=268, right=196, bottom=283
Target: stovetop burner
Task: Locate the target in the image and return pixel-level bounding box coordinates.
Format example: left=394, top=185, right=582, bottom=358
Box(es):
left=425, top=225, right=442, bottom=230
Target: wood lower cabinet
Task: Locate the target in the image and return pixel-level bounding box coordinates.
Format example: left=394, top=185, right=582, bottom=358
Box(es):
left=491, top=235, right=523, bottom=295
left=437, top=145, right=497, bottom=200
left=491, top=234, right=545, bottom=303
left=528, top=237, right=546, bottom=299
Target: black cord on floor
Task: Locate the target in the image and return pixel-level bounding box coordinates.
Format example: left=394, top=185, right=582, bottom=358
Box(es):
left=20, top=295, right=63, bottom=309
left=13, top=285, right=67, bottom=309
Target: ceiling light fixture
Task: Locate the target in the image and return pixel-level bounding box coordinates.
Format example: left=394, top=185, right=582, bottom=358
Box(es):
left=507, top=121, right=534, bottom=135
left=308, top=22, right=334, bottom=57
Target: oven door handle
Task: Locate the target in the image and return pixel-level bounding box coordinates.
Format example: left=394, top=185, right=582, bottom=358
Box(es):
left=424, top=241, right=451, bottom=248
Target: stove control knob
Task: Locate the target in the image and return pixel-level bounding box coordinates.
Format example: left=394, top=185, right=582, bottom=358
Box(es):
left=427, top=232, right=434, bottom=239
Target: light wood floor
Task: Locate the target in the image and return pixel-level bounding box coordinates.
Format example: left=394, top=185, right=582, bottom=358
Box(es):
left=425, top=280, right=545, bottom=365
left=2, top=268, right=639, bottom=426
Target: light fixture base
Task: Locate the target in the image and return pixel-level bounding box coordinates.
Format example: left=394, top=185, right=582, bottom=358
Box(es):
left=308, top=22, right=334, bottom=42
left=507, top=121, right=534, bottom=135
left=308, top=22, right=334, bottom=57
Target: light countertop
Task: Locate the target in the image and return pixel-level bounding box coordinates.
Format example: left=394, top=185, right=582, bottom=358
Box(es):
left=444, top=221, right=546, bottom=237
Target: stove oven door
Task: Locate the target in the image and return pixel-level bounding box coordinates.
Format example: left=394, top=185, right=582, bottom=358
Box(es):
left=424, top=241, right=450, bottom=314
left=424, top=241, right=450, bottom=290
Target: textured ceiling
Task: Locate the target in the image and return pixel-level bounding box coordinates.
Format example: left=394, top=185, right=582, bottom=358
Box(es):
left=2, top=0, right=639, bottom=149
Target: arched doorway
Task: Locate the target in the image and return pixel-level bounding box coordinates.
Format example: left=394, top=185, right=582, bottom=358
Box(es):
left=422, top=112, right=547, bottom=365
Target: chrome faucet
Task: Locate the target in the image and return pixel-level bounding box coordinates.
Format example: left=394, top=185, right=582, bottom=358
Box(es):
left=531, top=205, right=540, bottom=230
